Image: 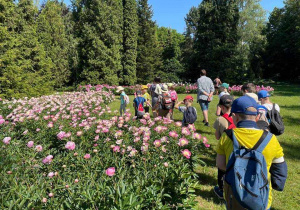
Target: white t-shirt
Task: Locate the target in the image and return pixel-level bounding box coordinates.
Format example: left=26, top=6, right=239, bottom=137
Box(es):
left=263, top=103, right=280, bottom=113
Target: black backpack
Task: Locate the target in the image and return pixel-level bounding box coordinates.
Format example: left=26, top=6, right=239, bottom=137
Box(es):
left=267, top=104, right=284, bottom=136
left=183, top=107, right=197, bottom=125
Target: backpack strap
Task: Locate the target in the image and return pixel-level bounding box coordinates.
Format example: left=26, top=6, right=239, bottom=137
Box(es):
left=222, top=114, right=236, bottom=129
left=224, top=129, right=233, bottom=141
left=253, top=131, right=273, bottom=153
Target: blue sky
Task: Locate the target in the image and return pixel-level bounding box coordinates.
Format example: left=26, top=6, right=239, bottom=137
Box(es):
left=149, top=0, right=285, bottom=33
left=61, top=0, right=285, bottom=33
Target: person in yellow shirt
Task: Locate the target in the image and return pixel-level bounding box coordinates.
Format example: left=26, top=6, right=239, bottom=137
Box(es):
left=216, top=96, right=287, bottom=210
left=142, top=85, right=151, bottom=113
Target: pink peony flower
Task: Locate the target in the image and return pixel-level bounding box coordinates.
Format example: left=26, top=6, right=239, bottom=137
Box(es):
left=203, top=136, right=208, bottom=144
left=204, top=143, right=210, bottom=148
left=57, top=131, right=66, bottom=140
left=0, top=119, right=5, bottom=124
left=182, top=127, right=191, bottom=136
left=169, top=131, right=179, bottom=138
left=164, top=162, right=169, bottom=167
left=84, top=154, right=91, bottom=159
left=193, top=133, right=201, bottom=140
left=74, top=179, right=79, bottom=183
left=48, top=172, right=54, bottom=178
left=106, top=167, right=115, bottom=176
left=153, top=140, right=161, bottom=147
left=42, top=155, right=53, bottom=164
left=182, top=149, right=192, bottom=159
left=3, top=137, right=11, bottom=145
left=113, top=146, right=120, bottom=152
left=42, top=197, right=47, bottom=203
left=76, top=131, right=83, bottom=136
left=178, top=138, right=189, bottom=147
left=35, top=145, right=43, bottom=152
left=27, top=141, right=34, bottom=148
left=48, top=193, right=54, bottom=198
left=65, top=141, right=76, bottom=150
left=175, top=121, right=182, bottom=127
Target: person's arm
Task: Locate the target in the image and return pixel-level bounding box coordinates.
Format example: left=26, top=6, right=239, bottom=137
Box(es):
left=216, top=154, right=226, bottom=171
left=215, top=130, right=221, bottom=140
left=175, top=101, right=184, bottom=109
left=197, top=79, right=208, bottom=95
left=216, top=106, right=221, bottom=116
left=270, top=157, right=287, bottom=191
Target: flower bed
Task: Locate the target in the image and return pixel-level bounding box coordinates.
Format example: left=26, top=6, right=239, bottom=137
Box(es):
left=0, top=90, right=208, bottom=209
left=79, top=83, right=275, bottom=96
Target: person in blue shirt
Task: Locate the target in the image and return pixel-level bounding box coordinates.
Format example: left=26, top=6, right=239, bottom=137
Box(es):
left=116, top=86, right=127, bottom=116
left=133, top=91, right=146, bottom=118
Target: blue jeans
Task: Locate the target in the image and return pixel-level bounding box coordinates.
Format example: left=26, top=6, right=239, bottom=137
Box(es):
left=120, top=103, right=126, bottom=116
left=199, top=99, right=210, bottom=111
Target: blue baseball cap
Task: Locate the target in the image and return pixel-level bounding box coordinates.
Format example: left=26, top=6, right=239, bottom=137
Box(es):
left=231, top=96, right=258, bottom=116
left=258, top=90, right=271, bottom=99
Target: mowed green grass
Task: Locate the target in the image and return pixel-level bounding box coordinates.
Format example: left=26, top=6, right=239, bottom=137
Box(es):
left=108, top=83, right=300, bottom=210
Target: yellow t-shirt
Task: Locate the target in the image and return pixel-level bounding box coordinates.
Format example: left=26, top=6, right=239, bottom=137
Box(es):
left=143, top=92, right=151, bottom=107
left=216, top=128, right=284, bottom=209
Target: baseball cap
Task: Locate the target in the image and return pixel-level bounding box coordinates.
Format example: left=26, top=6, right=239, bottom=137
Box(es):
left=221, top=83, right=229, bottom=89
left=231, top=96, right=258, bottom=116
left=218, top=95, right=234, bottom=107
left=258, top=90, right=271, bottom=99
left=184, top=95, right=194, bottom=102
left=142, top=85, right=148, bottom=90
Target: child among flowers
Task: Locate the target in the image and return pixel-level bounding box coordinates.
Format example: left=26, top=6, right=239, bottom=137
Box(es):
left=174, top=95, right=197, bottom=127
left=116, top=86, right=127, bottom=116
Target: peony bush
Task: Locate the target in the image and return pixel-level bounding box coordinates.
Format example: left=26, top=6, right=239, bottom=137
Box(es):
left=0, top=89, right=209, bottom=209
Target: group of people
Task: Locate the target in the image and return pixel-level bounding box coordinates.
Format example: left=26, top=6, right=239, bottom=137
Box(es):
left=116, top=69, right=287, bottom=210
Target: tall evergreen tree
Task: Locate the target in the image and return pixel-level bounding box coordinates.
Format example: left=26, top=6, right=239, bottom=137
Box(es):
left=0, top=0, right=54, bottom=98
left=193, top=0, right=240, bottom=82
left=37, top=0, right=71, bottom=88
left=137, top=0, right=162, bottom=83
left=73, top=0, right=123, bottom=85
left=122, top=0, right=138, bottom=85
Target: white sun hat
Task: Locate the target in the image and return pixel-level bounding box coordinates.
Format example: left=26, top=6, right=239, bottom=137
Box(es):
left=116, top=86, right=125, bottom=93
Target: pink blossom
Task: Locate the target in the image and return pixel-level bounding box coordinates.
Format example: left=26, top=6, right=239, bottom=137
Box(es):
left=42, top=197, right=47, bottom=203
left=3, top=137, right=11, bottom=145
left=42, top=155, right=53, bottom=164
left=84, top=154, right=91, bottom=159
left=36, top=145, right=43, bottom=152
left=153, top=140, right=161, bottom=147
left=0, top=119, right=5, bottom=124
left=57, top=131, right=66, bottom=140
left=164, top=162, right=169, bottom=167
left=205, top=143, right=211, bottom=148
left=36, top=128, right=41, bottom=132
left=48, top=172, right=54, bottom=178
left=129, top=148, right=138, bottom=157
left=178, top=138, right=189, bottom=147
left=169, top=131, right=178, bottom=138
left=203, top=137, right=208, bottom=144
left=175, top=121, right=182, bottom=127
left=113, top=146, right=120, bottom=152
left=182, top=127, right=191, bottom=136
left=27, top=141, right=34, bottom=148
left=76, top=131, right=83, bottom=136
left=106, top=167, right=115, bottom=176
left=65, top=141, right=76, bottom=150
left=193, top=133, right=201, bottom=140
left=47, top=122, right=53, bottom=128
left=161, top=136, right=168, bottom=143
left=48, top=193, right=54, bottom=198
left=74, top=179, right=79, bottom=183
left=182, top=149, right=192, bottom=159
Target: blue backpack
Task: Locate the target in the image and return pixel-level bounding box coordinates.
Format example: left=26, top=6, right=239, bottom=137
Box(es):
left=183, top=107, right=197, bottom=126
left=225, top=130, right=272, bottom=210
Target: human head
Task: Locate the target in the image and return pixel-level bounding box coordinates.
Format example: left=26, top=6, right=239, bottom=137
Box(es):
left=258, top=90, right=271, bottom=104
left=142, top=85, right=148, bottom=94
left=167, top=83, right=175, bottom=90
left=219, top=86, right=226, bottom=93
left=231, top=96, right=258, bottom=125
left=200, top=69, right=207, bottom=77
left=136, top=90, right=142, bottom=96
left=161, top=84, right=168, bottom=93
left=154, top=77, right=161, bottom=84
left=183, top=95, right=193, bottom=106
left=241, top=83, right=256, bottom=94
left=218, top=95, right=234, bottom=113
left=116, top=86, right=124, bottom=93
left=221, top=83, right=229, bottom=89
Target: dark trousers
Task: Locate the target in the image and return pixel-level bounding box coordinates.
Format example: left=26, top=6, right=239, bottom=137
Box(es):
left=218, top=168, right=226, bottom=190
left=144, top=107, right=150, bottom=113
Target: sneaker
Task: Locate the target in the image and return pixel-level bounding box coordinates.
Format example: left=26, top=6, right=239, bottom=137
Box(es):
left=214, top=186, right=224, bottom=199
left=204, top=122, right=210, bottom=127
left=202, top=120, right=205, bottom=123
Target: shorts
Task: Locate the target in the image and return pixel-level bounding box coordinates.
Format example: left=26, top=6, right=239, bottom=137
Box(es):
left=199, top=99, right=210, bottom=111
left=152, top=97, right=158, bottom=108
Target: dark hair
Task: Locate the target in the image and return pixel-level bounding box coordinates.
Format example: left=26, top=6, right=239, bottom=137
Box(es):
left=200, top=69, right=206, bottom=76
left=241, top=83, right=256, bottom=93
left=154, top=77, right=161, bottom=83
left=219, top=86, right=226, bottom=92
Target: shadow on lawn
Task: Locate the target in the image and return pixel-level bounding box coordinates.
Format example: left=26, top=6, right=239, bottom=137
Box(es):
left=273, top=83, right=300, bottom=97
left=195, top=188, right=225, bottom=206
left=280, top=141, right=300, bottom=160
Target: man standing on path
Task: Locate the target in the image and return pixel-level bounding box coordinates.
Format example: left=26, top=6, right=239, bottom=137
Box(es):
left=197, top=69, right=215, bottom=126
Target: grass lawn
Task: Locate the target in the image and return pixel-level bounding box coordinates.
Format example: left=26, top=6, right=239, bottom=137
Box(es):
left=108, top=83, right=300, bottom=210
